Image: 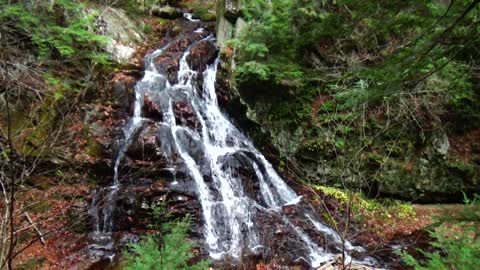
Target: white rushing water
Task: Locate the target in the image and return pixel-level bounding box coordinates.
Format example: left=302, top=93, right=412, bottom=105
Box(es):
left=88, top=47, right=167, bottom=255
left=91, top=29, right=368, bottom=267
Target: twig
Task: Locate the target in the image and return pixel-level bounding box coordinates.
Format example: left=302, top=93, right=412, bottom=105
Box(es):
left=23, top=212, right=46, bottom=246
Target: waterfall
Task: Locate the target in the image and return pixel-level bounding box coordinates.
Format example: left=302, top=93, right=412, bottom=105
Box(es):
left=89, top=25, right=372, bottom=268
left=88, top=47, right=166, bottom=258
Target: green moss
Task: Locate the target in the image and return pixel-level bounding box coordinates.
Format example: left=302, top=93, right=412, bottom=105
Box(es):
left=312, top=184, right=415, bottom=219
left=86, top=138, right=102, bottom=157
left=187, top=0, right=217, bottom=22
left=33, top=176, right=56, bottom=190
left=446, top=159, right=476, bottom=178
left=30, top=200, right=51, bottom=214
left=9, top=110, right=29, bottom=134
left=24, top=101, right=57, bottom=154
left=192, top=8, right=216, bottom=22
left=157, top=18, right=170, bottom=26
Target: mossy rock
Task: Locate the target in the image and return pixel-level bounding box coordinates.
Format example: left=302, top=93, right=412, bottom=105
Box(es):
left=192, top=9, right=217, bottom=22
left=378, top=157, right=480, bottom=202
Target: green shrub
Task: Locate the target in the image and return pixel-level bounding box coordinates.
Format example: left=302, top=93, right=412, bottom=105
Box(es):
left=123, top=214, right=210, bottom=270
left=402, top=228, right=480, bottom=270
left=401, top=194, right=480, bottom=269
left=1, top=0, right=110, bottom=65
left=234, top=0, right=480, bottom=112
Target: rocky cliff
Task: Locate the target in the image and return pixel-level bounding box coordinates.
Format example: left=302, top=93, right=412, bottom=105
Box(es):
left=214, top=0, right=480, bottom=203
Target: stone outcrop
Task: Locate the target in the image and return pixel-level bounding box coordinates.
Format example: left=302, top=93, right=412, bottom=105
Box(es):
left=216, top=0, right=246, bottom=47
left=94, top=7, right=144, bottom=65
left=186, top=40, right=218, bottom=72
left=126, top=125, right=163, bottom=162
left=214, top=0, right=480, bottom=202
left=111, top=71, right=141, bottom=115
left=150, top=5, right=183, bottom=19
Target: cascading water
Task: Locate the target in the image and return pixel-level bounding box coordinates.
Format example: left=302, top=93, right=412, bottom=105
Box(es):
left=90, top=20, right=374, bottom=268
left=88, top=46, right=167, bottom=258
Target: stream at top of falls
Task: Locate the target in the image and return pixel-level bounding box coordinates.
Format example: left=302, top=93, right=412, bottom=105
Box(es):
left=88, top=24, right=378, bottom=268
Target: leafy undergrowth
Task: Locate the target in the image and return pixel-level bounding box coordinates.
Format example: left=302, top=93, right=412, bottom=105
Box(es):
left=401, top=194, right=480, bottom=269
left=300, top=184, right=480, bottom=269
left=14, top=182, right=93, bottom=269
left=308, top=185, right=429, bottom=248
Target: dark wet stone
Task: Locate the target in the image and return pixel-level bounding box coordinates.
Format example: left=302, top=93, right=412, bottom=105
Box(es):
left=153, top=31, right=211, bottom=84
left=186, top=40, right=218, bottom=73
left=154, top=52, right=182, bottom=84
left=173, top=101, right=201, bottom=131
left=68, top=201, right=89, bottom=233
left=142, top=94, right=163, bottom=121
left=150, top=5, right=183, bottom=19
left=126, top=125, right=163, bottom=162
left=111, top=72, right=140, bottom=115
left=117, top=232, right=139, bottom=249
left=219, top=152, right=264, bottom=205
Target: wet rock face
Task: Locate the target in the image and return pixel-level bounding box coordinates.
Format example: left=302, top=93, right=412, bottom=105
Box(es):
left=254, top=210, right=312, bottom=264
left=111, top=72, right=139, bottom=115
left=126, top=125, right=163, bottom=162
left=154, top=52, right=183, bottom=83
left=173, top=101, right=201, bottom=131
left=224, top=0, right=244, bottom=22
left=142, top=94, right=163, bottom=121
left=219, top=152, right=264, bottom=205
left=186, top=40, right=218, bottom=73
left=68, top=201, right=90, bottom=233
left=154, top=32, right=210, bottom=84
left=103, top=180, right=200, bottom=232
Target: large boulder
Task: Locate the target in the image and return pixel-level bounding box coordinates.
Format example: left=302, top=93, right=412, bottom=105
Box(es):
left=126, top=125, right=163, bottom=162
left=94, top=7, right=144, bottom=65
left=224, top=0, right=243, bottom=22
left=150, top=5, right=183, bottom=19
left=186, top=40, right=218, bottom=72
left=111, top=72, right=138, bottom=114
left=216, top=0, right=245, bottom=47
left=154, top=52, right=183, bottom=83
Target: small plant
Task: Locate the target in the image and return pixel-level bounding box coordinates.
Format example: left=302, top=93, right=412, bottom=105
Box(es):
left=402, top=228, right=480, bottom=270
left=123, top=208, right=210, bottom=270
left=401, top=194, right=480, bottom=270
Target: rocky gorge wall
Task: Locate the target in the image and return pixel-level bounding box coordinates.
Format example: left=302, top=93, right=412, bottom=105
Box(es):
left=214, top=0, right=480, bottom=203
